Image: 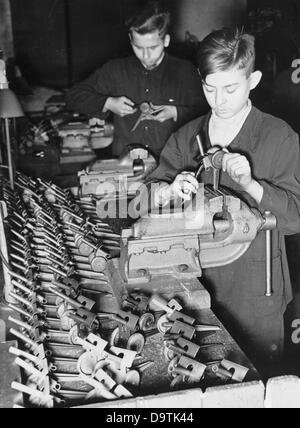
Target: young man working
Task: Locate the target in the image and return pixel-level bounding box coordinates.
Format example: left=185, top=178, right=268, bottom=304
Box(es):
left=145, top=28, right=300, bottom=378
left=66, top=1, right=208, bottom=157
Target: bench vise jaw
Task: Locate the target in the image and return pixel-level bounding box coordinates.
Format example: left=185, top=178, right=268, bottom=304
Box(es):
left=121, top=184, right=273, bottom=284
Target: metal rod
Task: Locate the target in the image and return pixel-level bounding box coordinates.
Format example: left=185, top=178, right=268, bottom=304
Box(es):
left=196, top=135, right=205, bottom=157
left=9, top=347, right=40, bottom=364
left=0, top=118, right=3, bottom=164
left=15, top=357, right=47, bottom=379
left=47, top=265, right=68, bottom=278
left=11, top=279, right=32, bottom=295
left=265, top=227, right=273, bottom=297
left=8, top=303, right=33, bottom=320
left=48, top=286, right=82, bottom=309
left=9, top=270, right=31, bottom=285
left=9, top=292, right=34, bottom=309
left=8, top=316, right=34, bottom=332
left=11, top=381, right=52, bottom=402
left=10, top=253, right=26, bottom=264
left=9, top=328, right=38, bottom=349
left=4, top=118, right=15, bottom=190
left=0, top=200, right=16, bottom=303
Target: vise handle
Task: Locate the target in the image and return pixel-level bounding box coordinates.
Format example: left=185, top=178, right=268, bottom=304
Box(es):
left=260, top=211, right=277, bottom=298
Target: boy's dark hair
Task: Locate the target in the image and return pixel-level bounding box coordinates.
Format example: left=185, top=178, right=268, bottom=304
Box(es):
left=126, top=1, right=170, bottom=39
left=197, top=28, right=256, bottom=81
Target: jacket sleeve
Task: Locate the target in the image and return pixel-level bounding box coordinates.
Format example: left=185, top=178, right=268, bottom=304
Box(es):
left=65, top=62, right=114, bottom=118
left=146, top=131, right=185, bottom=184
left=132, top=129, right=185, bottom=216
left=176, top=63, right=209, bottom=127
left=258, top=131, right=300, bottom=235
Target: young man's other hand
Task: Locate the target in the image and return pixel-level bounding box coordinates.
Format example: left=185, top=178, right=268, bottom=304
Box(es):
left=104, top=96, right=137, bottom=117
left=153, top=105, right=178, bottom=122
left=222, top=153, right=263, bottom=203
left=170, top=172, right=199, bottom=200
left=222, top=153, right=252, bottom=188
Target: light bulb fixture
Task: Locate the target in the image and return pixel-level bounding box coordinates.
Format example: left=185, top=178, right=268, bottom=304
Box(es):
left=0, top=58, right=24, bottom=190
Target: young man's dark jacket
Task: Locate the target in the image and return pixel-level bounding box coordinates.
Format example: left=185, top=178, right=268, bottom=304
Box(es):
left=66, top=54, right=208, bottom=157
left=145, top=107, right=300, bottom=374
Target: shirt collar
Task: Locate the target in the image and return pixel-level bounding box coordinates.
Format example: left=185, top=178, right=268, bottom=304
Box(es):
left=142, top=52, right=166, bottom=70
left=211, top=100, right=252, bottom=127
left=193, top=105, right=263, bottom=161
left=209, top=100, right=252, bottom=148
left=133, top=53, right=169, bottom=74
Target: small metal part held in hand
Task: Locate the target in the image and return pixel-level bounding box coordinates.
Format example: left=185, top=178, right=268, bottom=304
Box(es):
left=131, top=102, right=165, bottom=132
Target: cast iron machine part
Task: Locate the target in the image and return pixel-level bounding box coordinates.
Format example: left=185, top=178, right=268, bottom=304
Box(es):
left=122, top=141, right=277, bottom=297
left=0, top=171, right=269, bottom=407
left=78, top=145, right=157, bottom=199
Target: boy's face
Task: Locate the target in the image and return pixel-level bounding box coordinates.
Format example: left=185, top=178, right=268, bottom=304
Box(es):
left=130, top=30, right=170, bottom=70
left=202, top=67, right=260, bottom=119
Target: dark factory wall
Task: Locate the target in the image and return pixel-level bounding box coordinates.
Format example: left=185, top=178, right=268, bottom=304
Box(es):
left=67, top=0, right=145, bottom=85
left=10, top=0, right=147, bottom=88
left=7, top=0, right=300, bottom=89
left=247, top=0, right=300, bottom=73
left=0, top=0, right=14, bottom=59
left=9, top=0, right=247, bottom=89
left=10, top=0, right=67, bottom=87
left=170, top=0, right=246, bottom=41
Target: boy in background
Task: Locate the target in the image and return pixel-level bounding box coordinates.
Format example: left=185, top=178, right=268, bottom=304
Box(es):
left=66, top=1, right=207, bottom=157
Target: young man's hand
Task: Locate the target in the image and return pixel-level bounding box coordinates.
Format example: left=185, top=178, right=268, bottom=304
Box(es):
left=103, top=96, right=137, bottom=117
left=153, top=105, right=178, bottom=122
left=170, top=172, right=199, bottom=200
left=222, top=153, right=263, bottom=203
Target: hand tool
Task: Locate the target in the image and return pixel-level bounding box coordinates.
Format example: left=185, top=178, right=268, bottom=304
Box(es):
left=131, top=102, right=165, bottom=132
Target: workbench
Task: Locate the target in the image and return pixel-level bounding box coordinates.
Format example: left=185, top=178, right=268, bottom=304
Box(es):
left=0, top=261, right=261, bottom=408
left=0, top=174, right=272, bottom=409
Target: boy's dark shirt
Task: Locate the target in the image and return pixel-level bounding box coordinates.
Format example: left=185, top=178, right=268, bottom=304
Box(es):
left=66, top=54, right=208, bottom=157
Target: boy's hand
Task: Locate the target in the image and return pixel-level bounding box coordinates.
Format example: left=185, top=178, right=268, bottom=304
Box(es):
left=153, top=105, right=178, bottom=123
left=222, top=153, right=252, bottom=188
left=170, top=172, right=199, bottom=200
left=104, top=96, right=137, bottom=117
left=222, top=152, right=264, bottom=204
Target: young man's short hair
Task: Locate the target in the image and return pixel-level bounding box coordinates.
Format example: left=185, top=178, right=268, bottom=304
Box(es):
left=126, top=1, right=170, bottom=39
left=197, top=28, right=256, bottom=81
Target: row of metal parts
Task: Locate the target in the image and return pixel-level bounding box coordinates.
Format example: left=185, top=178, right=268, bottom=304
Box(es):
left=0, top=174, right=138, bottom=407
left=149, top=295, right=250, bottom=389
left=0, top=173, right=250, bottom=407
left=0, top=174, right=187, bottom=407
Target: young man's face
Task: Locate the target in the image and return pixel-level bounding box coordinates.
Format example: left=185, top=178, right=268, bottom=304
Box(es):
left=130, top=30, right=170, bottom=70
left=202, top=67, right=261, bottom=119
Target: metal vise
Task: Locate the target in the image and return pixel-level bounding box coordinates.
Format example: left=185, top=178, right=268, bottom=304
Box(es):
left=58, top=118, right=114, bottom=164
left=79, top=146, right=157, bottom=198
left=121, top=184, right=276, bottom=284
left=58, top=121, right=95, bottom=164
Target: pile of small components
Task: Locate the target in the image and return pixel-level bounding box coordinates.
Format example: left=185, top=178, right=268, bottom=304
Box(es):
left=0, top=173, right=250, bottom=408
